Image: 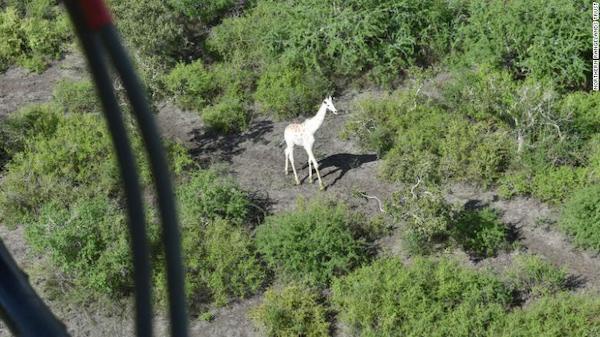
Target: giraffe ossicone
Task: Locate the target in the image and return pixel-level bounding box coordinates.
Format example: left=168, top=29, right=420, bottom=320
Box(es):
left=283, top=96, right=337, bottom=190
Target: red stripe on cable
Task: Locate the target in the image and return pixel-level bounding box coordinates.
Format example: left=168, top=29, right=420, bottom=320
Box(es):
left=79, top=0, right=112, bottom=30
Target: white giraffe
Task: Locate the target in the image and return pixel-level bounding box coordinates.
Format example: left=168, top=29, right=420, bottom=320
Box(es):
left=284, top=96, right=338, bottom=190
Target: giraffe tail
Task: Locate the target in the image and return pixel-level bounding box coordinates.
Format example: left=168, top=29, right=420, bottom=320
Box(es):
left=278, top=139, right=285, bottom=147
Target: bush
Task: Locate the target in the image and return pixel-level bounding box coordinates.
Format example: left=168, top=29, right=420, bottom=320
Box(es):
left=201, top=95, right=248, bottom=133
left=559, top=91, right=600, bottom=138
left=255, top=199, right=368, bottom=286
left=456, top=0, right=589, bottom=90
left=389, top=183, right=455, bottom=254
left=108, top=0, right=191, bottom=90
left=559, top=185, right=600, bottom=251
left=342, top=91, right=413, bottom=156
left=441, top=67, right=567, bottom=153
left=250, top=283, right=330, bottom=337
left=255, top=61, right=331, bottom=119
left=331, top=257, right=512, bottom=337
left=167, top=170, right=266, bottom=308
left=0, top=102, right=193, bottom=299
left=0, top=4, right=70, bottom=72
left=0, top=103, right=62, bottom=160
left=346, top=89, right=512, bottom=186
left=452, top=208, right=508, bottom=258
left=165, top=217, right=266, bottom=308
left=208, top=0, right=465, bottom=84
left=491, top=293, right=600, bottom=337
left=163, top=60, right=217, bottom=111
left=0, top=111, right=118, bottom=225
left=167, top=0, right=237, bottom=22
left=505, top=254, right=568, bottom=300
left=497, top=170, right=531, bottom=200
left=379, top=106, right=449, bottom=183
left=438, top=118, right=513, bottom=187
left=211, top=57, right=257, bottom=98
left=25, top=196, right=135, bottom=296
left=53, top=80, right=100, bottom=114
left=530, top=166, right=588, bottom=204
left=177, top=170, right=249, bottom=226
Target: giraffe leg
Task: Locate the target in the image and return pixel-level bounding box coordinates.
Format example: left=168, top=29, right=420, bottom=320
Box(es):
left=284, top=147, right=289, bottom=175
left=306, top=148, right=323, bottom=190
left=289, top=148, right=300, bottom=185
left=308, top=159, right=313, bottom=183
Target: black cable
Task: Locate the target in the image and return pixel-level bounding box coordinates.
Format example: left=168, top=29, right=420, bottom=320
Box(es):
left=61, top=2, right=153, bottom=336
left=98, top=25, right=189, bottom=337
left=0, top=240, right=70, bottom=337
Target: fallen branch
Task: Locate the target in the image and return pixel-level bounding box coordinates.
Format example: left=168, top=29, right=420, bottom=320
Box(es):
left=356, top=191, right=386, bottom=213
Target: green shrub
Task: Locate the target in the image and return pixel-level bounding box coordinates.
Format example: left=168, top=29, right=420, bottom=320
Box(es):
left=108, top=0, right=189, bottom=87
left=505, top=254, right=568, bottom=300
left=0, top=102, right=193, bottom=299
left=497, top=170, right=531, bottom=200
left=452, top=208, right=508, bottom=258
left=456, top=0, right=589, bottom=90
left=342, top=91, right=412, bottom=156
left=163, top=60, right=217, bottom=111
left=255, top=199, right=368, bottom=286
left=440, top=65, right=516, bottom=124
left=379, top=106, right=449, bottom=183
left=559, top=185, right=600, bottom=251
left=332, top=257, right=512, bottom=337
left=389, top=183, right=454, bottom=254
left=0, top=4, right=70, bottom=72
left=441, top=67, right=566, bottom=153
left=347, top=89, right=512, bottom=186
left=491, top=293, right=600, bottom=337
left=211, top=57, right=257, bottom=98
left=25, top=196, right=135, bottom=296
left=439, top=119, right=513, bottom=187
left=255, top=61, right=331, bottom=119
left=0, top=111, right=118, bottom=225
left=560, top=91, right=600, bottom=138
left=166, top=170, right=265, bottom=307
left=165, top=217, right=266, bottom=308
left=250, top=283, right=330, bottom=337
left=208, top=0, right=465, bottom=84
left=167, top=0, right=237, bottom=22
left=201, top=95, right=248, bottom=133
left=176, top=170, right=249, bottom=226
left=0, top=103, right=62, bottom=159
left=530, top=166, right=588, bottom=204
left=53, top=80, right=100, bottom=114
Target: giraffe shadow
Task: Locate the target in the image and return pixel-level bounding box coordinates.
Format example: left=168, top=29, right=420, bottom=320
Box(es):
left=300, top=153, right=378, bottom=188
left=189, top=119, right=273, bottom=167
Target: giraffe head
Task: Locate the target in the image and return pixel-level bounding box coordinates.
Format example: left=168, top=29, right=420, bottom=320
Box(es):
left=323, top=96, right=338, bottom=114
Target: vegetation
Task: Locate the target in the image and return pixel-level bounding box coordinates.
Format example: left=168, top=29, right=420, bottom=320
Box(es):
left=0, top=0, right=71, bottom=72
left=455, top=0, right=589, bottom=90
left=389, top=183, right=510, bottom=257
left=332, top=257, right=600, bottom=337
left=255, top=199, right=368, bottom=286
left=0, top=83, right=265, bottom=307
left=452, top=208, right=509, bottom=258
left=332, top=257, right=513, bottom=337
left=250, top=283, right=330, bottom=337
left=559, top=185, right=600, bottom=251
left=170, top=170, right=266, bottom=307
left=53, top=79, right=101, bottom=114
left=504, top=254, right=569, bottom=300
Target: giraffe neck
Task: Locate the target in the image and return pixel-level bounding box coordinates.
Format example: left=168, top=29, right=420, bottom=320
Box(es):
left=304, top=103, right=327, bottom=135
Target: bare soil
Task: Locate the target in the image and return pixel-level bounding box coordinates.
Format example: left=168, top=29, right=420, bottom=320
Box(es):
left=1, top=54, right=600, bottom=336
left=0, top=53, right=86, bottom=119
